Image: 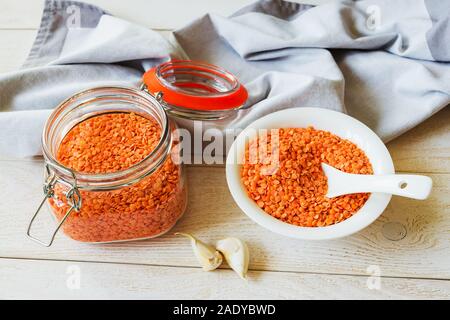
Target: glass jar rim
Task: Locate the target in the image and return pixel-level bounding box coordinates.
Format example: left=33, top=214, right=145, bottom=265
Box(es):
left=142, top=60, right=248, bottom=111
left=158, top=60, right=239, bottom=97
left=42, top=86, right=172, bottom=191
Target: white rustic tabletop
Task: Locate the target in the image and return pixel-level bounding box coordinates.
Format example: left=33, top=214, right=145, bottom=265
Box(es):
left=0, top=0, right=449, bottom=299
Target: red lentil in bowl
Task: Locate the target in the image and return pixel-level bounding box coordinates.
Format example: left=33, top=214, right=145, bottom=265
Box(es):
left=226, top=107, right=395, bottom=240
left=241, top=127, right=373, bottom=227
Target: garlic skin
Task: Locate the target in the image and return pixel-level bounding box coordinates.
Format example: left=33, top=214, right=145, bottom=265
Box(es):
left=176, top=232, right=223, bottom=271
left=216, top=237, right=249, bottom=280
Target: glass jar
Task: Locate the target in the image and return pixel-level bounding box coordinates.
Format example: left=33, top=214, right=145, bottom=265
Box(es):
left=27, top=87, right=187, bottom=246
left=141, top=60, right=248, bottom=163
left=141, top=60, right=248, bottom=122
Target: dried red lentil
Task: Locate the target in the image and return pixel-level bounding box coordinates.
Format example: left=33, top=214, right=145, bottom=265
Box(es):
left=241, top=127, right=373, bottom=227
left=49, top=113, right=186, bottom=242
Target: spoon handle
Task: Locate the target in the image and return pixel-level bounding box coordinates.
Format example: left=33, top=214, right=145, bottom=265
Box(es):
left=322, top=164, right=433, bottom=200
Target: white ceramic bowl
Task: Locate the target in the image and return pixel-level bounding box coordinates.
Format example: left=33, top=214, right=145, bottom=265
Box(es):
left=226, top=107, right=395, bottom=240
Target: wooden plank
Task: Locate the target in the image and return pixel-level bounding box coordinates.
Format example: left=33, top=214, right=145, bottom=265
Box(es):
left=0, top=0, right=331, bottom=30
left=387, top=107, right=450, bottom=174
left=0, top=160, right=449, bottom=279
left=1, top=258, right=449, bottom=299
left=1, top=0, right=447, bottom=301
left=0, top=0, right=44, bottom=29
left=0, top=30, right=37, bottom=73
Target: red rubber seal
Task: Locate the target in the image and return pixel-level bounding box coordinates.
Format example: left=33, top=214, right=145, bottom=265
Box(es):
left=142, top=60, right=248, bottom=111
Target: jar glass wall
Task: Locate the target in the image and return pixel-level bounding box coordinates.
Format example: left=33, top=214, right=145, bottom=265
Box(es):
left=35, top=87, right=187, bottom=244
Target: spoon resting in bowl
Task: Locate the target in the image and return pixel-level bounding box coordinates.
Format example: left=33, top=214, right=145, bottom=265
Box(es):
left=321, top=163, right=432, bottom=200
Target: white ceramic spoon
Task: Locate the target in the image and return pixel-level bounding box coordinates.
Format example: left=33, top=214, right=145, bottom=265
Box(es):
left=321, top=163, right=433, bottom=200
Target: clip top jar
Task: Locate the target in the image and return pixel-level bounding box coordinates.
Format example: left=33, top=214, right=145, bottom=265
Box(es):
left=141, top=60, right=248, bottom=121
left=28, top=87, right=187, bottom=246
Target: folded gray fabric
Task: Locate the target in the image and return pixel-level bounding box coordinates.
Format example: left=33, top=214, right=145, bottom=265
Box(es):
left=0, top=0, right=448, bottom=158
left=175, top=0, right=450, bottom=142
left=0, top=0, right=174, bottom=157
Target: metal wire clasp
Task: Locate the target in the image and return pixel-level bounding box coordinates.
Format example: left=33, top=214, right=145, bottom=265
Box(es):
left=26, top=164, right=82, bottom=247
left=140, top=83, right=164, bottom=103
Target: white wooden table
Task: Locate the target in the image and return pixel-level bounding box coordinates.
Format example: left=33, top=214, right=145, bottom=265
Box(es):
left=0, top=0, right=449, bottom=300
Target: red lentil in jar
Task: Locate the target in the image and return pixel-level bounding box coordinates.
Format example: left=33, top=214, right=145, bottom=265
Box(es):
left=28, top=87, right=187, bottom=246
left=241, top=127, right=373, bottom=227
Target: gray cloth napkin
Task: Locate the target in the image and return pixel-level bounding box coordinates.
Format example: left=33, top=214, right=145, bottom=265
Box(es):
left=0, top=0, right=449, bottom=158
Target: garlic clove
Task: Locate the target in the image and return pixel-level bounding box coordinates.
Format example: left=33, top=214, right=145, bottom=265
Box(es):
left=176, top=232, right=223, bottom=271
left=216, top=237, right=249, bottom=280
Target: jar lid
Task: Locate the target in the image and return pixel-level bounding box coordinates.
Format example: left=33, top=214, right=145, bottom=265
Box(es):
left=142, top=60, right=248, bottom=111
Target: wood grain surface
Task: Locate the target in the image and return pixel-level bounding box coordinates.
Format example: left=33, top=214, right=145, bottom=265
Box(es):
left=0, top=0, right=449, bottom=299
